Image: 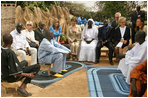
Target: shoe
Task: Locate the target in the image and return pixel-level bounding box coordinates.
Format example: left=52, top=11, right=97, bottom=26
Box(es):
left=62, top=69, right=68, bottom=72
left=25, top=90, right=32, bottom=96
left=52, top=73, right=64, bottom=77
left=17, top=88, right=31, bottom=97
left=50, top=71, right=56, bottom=75
left=95, top=59, right=99, bottom=64
left=110, top=61, right=114, bottom=65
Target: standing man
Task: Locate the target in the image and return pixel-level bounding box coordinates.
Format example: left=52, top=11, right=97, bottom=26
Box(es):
left=95, top=20, right=114, bottom=65
left=131, top=6, right=145, bottom=43
left=10, top=23, right=37, bottom=65
left=34, top=21, right=46, bottom=43
left=111, top=12, right=121, bottom=29
left=111, top=12, right=121, bottom=57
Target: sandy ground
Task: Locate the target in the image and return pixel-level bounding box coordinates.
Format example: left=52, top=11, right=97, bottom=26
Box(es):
left=1, top=55, right=119, bottom=97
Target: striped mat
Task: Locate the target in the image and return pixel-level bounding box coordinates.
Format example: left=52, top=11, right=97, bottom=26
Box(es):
left=86, top=66, right=130, bottom=97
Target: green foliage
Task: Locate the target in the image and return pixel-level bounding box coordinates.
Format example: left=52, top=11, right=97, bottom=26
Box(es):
left=144, top=21, right=147, bottom=25
left=1, top=1, right=16, bottom=3
left=16, top=1, right=56, bottom=11
left=63, top=2, right=93, bottom=19
left=96, top=1, right=131, bottom=20
left=60, top=34, right=66, bottom=41
left=1, top=1, right=63, bottom=11
left=95, top=1, right=147, bottom=21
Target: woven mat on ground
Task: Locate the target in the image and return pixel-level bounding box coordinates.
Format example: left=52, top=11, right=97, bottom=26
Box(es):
left=86, top=66, right=130, bottom=97
left=31, top=61, right=86, bottom=88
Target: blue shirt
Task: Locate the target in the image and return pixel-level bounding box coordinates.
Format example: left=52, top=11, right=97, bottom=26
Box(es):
left=81, top=18, right=88, bottom=25
left=77, top=17, right=82, bottom=25
left=49, top=26, right=62, bottom=41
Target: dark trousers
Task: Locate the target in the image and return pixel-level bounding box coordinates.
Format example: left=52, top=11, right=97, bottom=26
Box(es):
left=96, top=41, right=113, bottom=61
left=132, top=26, right=136, bottom=44
left=4, top=60, right=40, bottom=84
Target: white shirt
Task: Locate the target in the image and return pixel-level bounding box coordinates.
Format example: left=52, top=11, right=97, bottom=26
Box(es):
left=119, top=26, right=126, bottom=40
left=10, top=29, right=30, bottom=50
left=22, top=29, right=37, bottom=43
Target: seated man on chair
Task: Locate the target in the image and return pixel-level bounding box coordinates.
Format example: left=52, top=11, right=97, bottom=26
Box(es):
left=38, top=29, right=71, bottom=77
left=1, top=33, right=40, bottom=97
left=10, top=22, right=37, bottom=65
left=128, top=60, right=147, bottom=97
left=118, top=30, right=147, bottom=84
left=95, top=20, right=114, bottom=65
left=34, top=21, right=46, bottom=44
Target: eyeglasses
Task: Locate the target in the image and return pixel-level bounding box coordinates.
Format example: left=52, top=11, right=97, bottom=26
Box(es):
left=120, top=22, right=125, bottom=23
left=27, top=24, right=32, bottom=26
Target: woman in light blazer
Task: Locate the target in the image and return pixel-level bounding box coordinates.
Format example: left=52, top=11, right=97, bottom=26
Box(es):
left=67, top=17, right=82, bottom=60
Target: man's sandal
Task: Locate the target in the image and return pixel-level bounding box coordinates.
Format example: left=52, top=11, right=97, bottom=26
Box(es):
left=17, top=88, right=32, bottom=97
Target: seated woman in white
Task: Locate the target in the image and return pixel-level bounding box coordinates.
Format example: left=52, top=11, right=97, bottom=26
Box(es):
left=117, top=31, right=147, bottom=84
left=22, top=21, right=39, bottom=48
left=78, top=19, right=98, bottom=62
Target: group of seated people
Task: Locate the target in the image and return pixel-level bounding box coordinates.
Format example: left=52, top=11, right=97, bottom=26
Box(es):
left=7, top=13, right=148, bottom=66
left=114, top=30, right=147, bottom=97
left=1, top=28, right=71, bottom=96
left=1, top=11, right=147, bottom=97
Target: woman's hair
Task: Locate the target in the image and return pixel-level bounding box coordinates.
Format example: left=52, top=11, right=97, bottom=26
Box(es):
left=135, top=18, right=144, bottom=32
left=26, top=21, right=33, bottom=26
left=88, top=20, right=93, bottom=29
left=118, top=17, right=126, bottom=24
left=53, top=18, right=60, bottom=30
left=71, top=17, right=77, bottom=22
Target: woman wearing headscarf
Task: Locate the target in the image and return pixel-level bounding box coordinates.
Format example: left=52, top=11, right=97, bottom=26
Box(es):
left=78, top=19, right=98, bottom=62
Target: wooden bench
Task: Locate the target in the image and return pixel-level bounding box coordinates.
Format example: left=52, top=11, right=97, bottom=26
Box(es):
left=101, top=46, right=109, bottom=57
left=39, top=64, right=54, bottom=76
left=1, top=82, right=19, bottom=94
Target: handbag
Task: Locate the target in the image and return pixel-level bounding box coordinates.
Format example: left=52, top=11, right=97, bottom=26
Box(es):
left=27, top=37, right=37, bottom=48
left=29, top=41, right=37, bottom=48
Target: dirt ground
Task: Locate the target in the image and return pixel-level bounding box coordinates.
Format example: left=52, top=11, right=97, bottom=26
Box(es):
left=1, top=56, right=119, bottom=97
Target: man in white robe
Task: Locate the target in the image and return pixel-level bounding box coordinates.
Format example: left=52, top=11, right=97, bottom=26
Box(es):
left=118, top=30, right=147, bottom=84
left=78, top=19, right=98, bottom=62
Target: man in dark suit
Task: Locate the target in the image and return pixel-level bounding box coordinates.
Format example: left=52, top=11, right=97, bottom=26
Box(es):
left=34, top=22, right=46, bottom=44
left=95, top=20, right=114, bottom=65
left=131, top=6, right=145, bottom=43
left=111, top=12, right=121, bottom=57
left=111, top=12, right=121, bottom=29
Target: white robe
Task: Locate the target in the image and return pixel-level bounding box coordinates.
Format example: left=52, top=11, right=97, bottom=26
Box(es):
left=117, top=40, right=147, bottom=84
left=78, top=19, right=98, bottom=62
